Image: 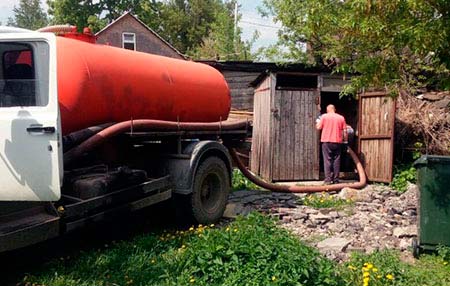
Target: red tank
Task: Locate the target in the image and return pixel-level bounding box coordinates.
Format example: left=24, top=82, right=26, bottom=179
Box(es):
left=56, top=36, right=230, bottom=135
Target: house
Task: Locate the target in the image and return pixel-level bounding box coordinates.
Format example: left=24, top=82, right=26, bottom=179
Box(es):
left=96, top=12, right=185, bottom=60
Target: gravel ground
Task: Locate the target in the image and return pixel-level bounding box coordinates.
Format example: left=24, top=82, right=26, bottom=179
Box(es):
left=226, top=183, right=418, bottom=262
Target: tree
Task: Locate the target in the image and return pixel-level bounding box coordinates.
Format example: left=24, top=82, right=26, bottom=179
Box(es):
left=262, top=0, right=450, bottom=95
left=191, top=1, right=255, bottom=60
left=7, top=0, right=48, bottom=30
left=47, top=0, right=105, bottom=32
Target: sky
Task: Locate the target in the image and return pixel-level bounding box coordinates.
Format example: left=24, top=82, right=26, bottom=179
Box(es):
left=0, top=0, right=280, bottom=52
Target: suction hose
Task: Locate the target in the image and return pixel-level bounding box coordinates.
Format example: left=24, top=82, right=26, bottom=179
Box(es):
left=63, top=119, right=249, bottom=165
left=228, top=146, right=366, bottom=193
left=37, top=25, right=77, bottom=33
left=63, top=119, right=366, bottom=192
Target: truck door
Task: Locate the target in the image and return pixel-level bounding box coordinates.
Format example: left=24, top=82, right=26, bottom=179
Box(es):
left=0, top=32, right=62, bottom=201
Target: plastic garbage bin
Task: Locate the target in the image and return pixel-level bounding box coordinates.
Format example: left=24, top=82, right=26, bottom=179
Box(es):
left=412, top=155, right=450, bottom=257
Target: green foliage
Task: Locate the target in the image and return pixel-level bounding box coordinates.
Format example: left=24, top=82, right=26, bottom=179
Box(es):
left=46, top=0, right=252, bottom=58
left=390, top=165, right=416, bottom=193
left=7, top=0, right=48, bottom=30
left=412, top=141, right=424, bottom=160
left=23, top=213, right=341, bottom=286
left=437, top=245, right=450, bottom=262
left=231, top=169, right=260, bottom=191
left=342, top=250, right=450, bottom=286
left=261, top=0, right=450, bottom=94
left=298, top=192, right=353, bottom=209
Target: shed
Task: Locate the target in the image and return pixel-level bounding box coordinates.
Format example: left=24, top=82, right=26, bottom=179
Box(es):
left=96, top=12, right=185, bottom=59
left=250, top=71, right=396, bottom=183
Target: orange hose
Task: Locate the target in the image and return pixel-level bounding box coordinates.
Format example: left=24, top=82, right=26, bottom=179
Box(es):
left=63, top=119, right=366, bottom=192
left=37, top=25, right=76, bottom=33
left=228, top=147, right=366, bottom=193
left=63, top=119, right=248, bottom=165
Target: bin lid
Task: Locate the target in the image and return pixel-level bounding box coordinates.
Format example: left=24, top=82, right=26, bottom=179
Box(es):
left=413, top=155, right=450, bottom=167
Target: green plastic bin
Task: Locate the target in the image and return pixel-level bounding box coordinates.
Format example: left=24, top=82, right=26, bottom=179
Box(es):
left=413, top=155, right=450, bottom=257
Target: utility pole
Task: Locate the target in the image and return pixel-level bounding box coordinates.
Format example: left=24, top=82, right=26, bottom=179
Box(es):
left=233, top=1, right=238, bottom=58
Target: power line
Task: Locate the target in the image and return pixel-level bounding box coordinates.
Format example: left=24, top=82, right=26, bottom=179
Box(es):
left=240, top=20, right=281, bottom=29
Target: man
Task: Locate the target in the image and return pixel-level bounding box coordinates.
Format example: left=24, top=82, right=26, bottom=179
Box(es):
left=316, top=105, right=347, bottom=184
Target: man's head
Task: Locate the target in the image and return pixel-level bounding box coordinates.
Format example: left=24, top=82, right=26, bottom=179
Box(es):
left=326, top=104, right=336, bottom=113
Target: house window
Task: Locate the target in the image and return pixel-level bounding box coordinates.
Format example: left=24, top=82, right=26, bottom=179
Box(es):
left=122, top=33, right=136, bottom=50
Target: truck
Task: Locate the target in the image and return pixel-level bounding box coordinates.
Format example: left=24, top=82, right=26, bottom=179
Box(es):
left=0, top=26, right=249, bottom=253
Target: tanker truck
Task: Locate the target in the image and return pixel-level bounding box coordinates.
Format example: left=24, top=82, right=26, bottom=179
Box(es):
left=0, top=26, right=249, bottom=253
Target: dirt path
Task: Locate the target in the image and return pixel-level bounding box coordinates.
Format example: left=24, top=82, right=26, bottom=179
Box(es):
left=226, top=184, right=418, bottom=262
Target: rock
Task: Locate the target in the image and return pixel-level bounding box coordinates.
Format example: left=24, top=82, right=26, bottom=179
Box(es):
left=310, top=213, right=331, bottom=224
left=399, top=239, right=411, bottom=250
left=422, top=92, right=446, bottom=101
left=338, top=187, right=372, bottom=202
left=393, top=226, right=417, bottom=238
left=317, top=237, right=352, bottom=252
left=435, top=98, right=450, bottom=109
left=223, top=203, right=244, bottom=219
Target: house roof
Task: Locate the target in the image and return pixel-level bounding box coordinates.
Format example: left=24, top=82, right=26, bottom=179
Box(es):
left=96, top=11, right=185, bottom=59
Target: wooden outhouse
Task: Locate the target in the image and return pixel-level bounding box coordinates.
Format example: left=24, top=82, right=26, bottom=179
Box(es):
left=250, top=71, right=396, bottom=183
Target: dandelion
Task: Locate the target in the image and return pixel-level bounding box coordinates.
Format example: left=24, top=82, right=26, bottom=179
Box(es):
left=376, top=275, right=382, bottom=279
left=226, top=227, right=230, bottom=231
left=189, top=277, right=195, bottom=283
left=444, top=261, right=449, bottom=266
left=151, top=259, right=156, bottom=264
left=363, top=277, right=369, bottom=286
left=189, top=226, right=194, bottom=231
left=372, top=268, right=378, bottom=272
left=271, top=276, right=277, bottom=281
left=234, top=228, right=238, bottom=232
left=386, top=274, right=394, bottom=280
left=363, top=272, right=370, bottom=278
left=366, top=263, right=373, bottom=269
left=210, top=224, right=215, bottom=227
left=348, top=265, right=357, bottom=270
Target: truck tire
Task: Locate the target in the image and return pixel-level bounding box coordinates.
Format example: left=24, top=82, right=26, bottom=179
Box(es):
left=190, top=157, right=230, bottom=224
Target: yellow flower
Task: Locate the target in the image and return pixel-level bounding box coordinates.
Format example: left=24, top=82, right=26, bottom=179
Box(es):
left=363, top=272, right=370, bottom=278
left=151, top=259, right=156, bottom=264
left=320, top=199, right=324, bottom=203
left=189, top=227, right=194, bottom=231
left=386, top=274, right=394, bottom=280
left=189, top=278, right=195, bottom=283
left=372, top=268, right=378, bottom=272
left=234, top=228, right=238, bottom=232
left=271, top=276, right=277, bottom=281
left=362, top=267, right=369, bottom=272
left=376, top=275, right=382, bottom=279
left=366, top=263, right=373, bottom=269
left=444, top=261, right=449, bottom=266
left=363, top=277, right=369, bottom=283
left=210, top=224, right=215, bottom=227
left=182, top=244, right=186, bottom=249
left=347, top=265, right=357, bottom=270
left=226, top=227, right=230, bottom=231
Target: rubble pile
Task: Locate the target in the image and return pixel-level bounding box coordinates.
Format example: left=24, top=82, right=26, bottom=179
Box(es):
left=226, top=184, right=418, bottom=261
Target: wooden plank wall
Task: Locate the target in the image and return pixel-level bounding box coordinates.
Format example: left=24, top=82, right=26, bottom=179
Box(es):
left=250, top=76, right=272, bottom=180
left=272, top=90, right=319, bottom=181
left=358, top=92, right=396, bottom=182
left=222, top=70, right=260, bottom=111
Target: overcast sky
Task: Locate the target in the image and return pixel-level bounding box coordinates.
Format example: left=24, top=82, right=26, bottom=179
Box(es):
left=0, top=0, right=280, bottom=52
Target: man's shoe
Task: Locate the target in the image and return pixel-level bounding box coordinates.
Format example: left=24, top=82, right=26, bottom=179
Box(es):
left=333, top=180, right=340, bottom=184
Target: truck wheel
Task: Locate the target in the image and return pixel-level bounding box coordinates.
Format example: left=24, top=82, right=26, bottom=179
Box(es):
left=191, top=157, right=230, bottom=224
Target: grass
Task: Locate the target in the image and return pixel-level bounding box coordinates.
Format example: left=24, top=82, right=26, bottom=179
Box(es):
left=231, top=169, right=261, bottom=191
left=297, top=192, right=354, bottom=209
left=22, top=213, right=340, bottom=286
left=342, top=249, right=450, bottom=286
left=18, top=213, right=450, bottom=286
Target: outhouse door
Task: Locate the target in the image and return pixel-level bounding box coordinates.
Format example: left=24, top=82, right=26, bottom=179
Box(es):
left=358, top=91, right=396, bottom=183
left=271, top=89, right=320, bottom=181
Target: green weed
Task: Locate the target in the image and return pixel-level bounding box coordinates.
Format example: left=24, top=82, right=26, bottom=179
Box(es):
left=390, top=165, right=416, bottom=193
left=23, top=213, right=341, bottom=286
left=231, top=169, right=261, bottom=191
left=298, top=192, right=353, bottom=209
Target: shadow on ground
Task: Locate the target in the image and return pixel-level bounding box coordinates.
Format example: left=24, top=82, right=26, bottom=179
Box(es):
left=0, top=201, right=178, bottom=286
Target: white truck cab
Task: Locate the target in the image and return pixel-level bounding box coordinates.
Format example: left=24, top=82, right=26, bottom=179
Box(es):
left=0, top=28, right=62, bottom=201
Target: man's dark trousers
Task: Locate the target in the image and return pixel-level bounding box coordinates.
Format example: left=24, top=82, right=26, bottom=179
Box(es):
left=322, top=142, right=341, bottom=183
